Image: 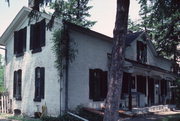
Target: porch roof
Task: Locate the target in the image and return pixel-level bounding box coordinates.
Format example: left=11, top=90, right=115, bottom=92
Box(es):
left=125, top=58, right=177, bottom=80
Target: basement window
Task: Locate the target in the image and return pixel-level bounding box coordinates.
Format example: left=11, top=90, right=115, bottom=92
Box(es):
left=34, top=67, right=45, bottom=102
left=89, top=69, right=108, bottom=101
left=137, top=41, right=147, bottom=63
left=30, top=19, right=46, bottom=53
left=13, top=69, right=22, bottom=100
left=14, top=27, right=27, bottom=57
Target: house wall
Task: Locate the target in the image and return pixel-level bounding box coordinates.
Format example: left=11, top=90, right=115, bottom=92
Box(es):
left=125, top=37, right=172, bottom=72
left=3, top=8, right=175, bottom=116
left=5, top=18, right=62, bottom=116
left=68, top=30, right=112, bottom=109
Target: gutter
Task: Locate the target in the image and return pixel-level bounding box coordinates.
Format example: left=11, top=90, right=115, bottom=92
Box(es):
left=64, top=23, right=69, bottom=111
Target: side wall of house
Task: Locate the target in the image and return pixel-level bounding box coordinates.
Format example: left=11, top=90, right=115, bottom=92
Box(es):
left=125, top=37, right=172, bottom=72
left=5, top=18, right=62, bottom=116
left=68, top=30, right=112, bottom=109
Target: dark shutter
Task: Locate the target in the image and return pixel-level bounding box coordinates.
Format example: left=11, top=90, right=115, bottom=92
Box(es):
left=14, top=31, right=18, bottom=54
left=18, top=70, right=22, bottom=99
left=137, top=75, right=146, bottom=95
left=18, top=29, right=23, bottom=54
left=89, top=69, right=94, bottom=99
left=40, top=67, right=45, bottom=99
left=144, top=45, right=147, bottom=63
left=164, top=80, right=167, bottom=96
left=35, top=67, right=39, bottom=99
left=148, top=78, right=154, bottom=104
left=13, top=71, right=17, bottom=97
left=40, top=19, right=46, bottom=47
left=122, top=72, right=129, bottom=93
left=100, top=71, right=108, bottom=99
left=30, top=24, right=35, bottom=50
left=23, top=27, right=27, bottom=52
left=137, top=41, right=140, bottom=61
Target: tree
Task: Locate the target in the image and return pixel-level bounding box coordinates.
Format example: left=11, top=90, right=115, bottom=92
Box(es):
left=103, top=0, right=130, bottom=121
left=138, top=0, right=180, bottom=61
left=0, top=54, right=5, bottom=93
left=50, top=0, right=96, bottom=28
left=128, top=18, right=142, bottom=32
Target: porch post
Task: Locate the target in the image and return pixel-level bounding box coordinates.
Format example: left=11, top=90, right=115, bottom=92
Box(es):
left=128, top=75, right=132, bottom=111
left=146, top=76, right=148, bottom=105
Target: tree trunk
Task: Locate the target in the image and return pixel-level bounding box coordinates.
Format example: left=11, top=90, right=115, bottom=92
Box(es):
left=103, top=0, right=130, bottom=121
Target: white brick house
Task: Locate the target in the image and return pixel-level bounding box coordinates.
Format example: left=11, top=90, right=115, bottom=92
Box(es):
left=0, top=7, right=177, bottom=116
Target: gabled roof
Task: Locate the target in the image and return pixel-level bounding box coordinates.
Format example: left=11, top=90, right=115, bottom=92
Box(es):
left=126, top=31, right=143, bottom=46
left=0, top=6, right=61, bottom=45
left=0, top=6, right=172, bottom=65
left=0, top=7, right=31, bottom=45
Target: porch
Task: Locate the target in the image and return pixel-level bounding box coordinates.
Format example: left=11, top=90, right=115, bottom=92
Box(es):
left=120, top=59, right=176, bottom=110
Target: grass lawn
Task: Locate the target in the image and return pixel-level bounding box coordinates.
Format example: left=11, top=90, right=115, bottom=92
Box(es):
left=157, top=114, right=180, bottom=121
left=8, top=116, right=41, bottom=121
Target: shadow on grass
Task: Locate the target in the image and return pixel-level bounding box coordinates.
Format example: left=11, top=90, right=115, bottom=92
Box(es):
left=121, top=112, right=180, bottom=121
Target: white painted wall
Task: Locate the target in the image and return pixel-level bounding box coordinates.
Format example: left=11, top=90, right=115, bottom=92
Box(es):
left=3, top=10, right=174, bottom=116
left=68, top=30, right=112, bottom=109
left=5, top=17, right=62, bottom=116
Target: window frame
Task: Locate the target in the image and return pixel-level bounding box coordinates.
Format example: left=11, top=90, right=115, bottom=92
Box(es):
left=13, top=69, right=22, bottom=101
left=34, top=67, right=45, bottom=102
left=14, top=27, right=27, bottom=57
left=89, top=69, right=108, bottom=101
left=137, top=40, right=147, bottom=63
left=30, top=19, right=46, bottom=54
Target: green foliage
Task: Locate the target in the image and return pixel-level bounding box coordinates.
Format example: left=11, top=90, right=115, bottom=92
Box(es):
left=0, top=54, right=5, bottom=93
left=50, top=0, right=96, bottom=28
left=128, top=18, right=143, bottom=32
left=8, top=115, right=41, bottom=121
left=50, top=0, right=94, bottom=79
left=138, top=0, right=180, bottom=59
left=41, top=106, right=102, bottom=121
left=52, top=27, right=77, bottom=77
left=41, top=114, right=81, bottom=121
left=156, top=114, right=180, bottom=121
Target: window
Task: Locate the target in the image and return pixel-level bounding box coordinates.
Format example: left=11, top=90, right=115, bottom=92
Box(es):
left=14, top=27, right=27, bottom=57
left=34, top=67, right=45, bottom=102
left=89, top=69, right=108, bottom=101
left=30, top=19, right=46, bottom=53
left=137, top=41, right=147, bottom=63
left=13, top=69, right=22, bottom=100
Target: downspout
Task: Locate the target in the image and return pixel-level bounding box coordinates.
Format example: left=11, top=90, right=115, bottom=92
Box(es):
left=64, top=23, right=69, bottom=111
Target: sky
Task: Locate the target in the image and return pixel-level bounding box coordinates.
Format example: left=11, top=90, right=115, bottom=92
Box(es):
left=0, top=0, right=140, bottom=55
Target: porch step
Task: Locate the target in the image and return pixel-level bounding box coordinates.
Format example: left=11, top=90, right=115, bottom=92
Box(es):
left=132, top=105, right=175, bottom=115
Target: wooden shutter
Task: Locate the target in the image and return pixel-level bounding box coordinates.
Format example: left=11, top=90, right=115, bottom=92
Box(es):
left=23, top=27, right=27, bottom=52
left=13, top=71, right=17, bottom=97
left=137, top=75, right=146, bottom=95
left=14, top=31, right=18, bottom=54
left=137, top=41, right=140, bottom=61
left=18, top=70, right=22, bottom=99
left=35, top=67, right=40, bottom=99
left=40, top=19, right=46, bottom=47
left=40, top=67, right=45, bottom=99
left=89, top=69, right=94, bottom=99
left=122, top=72, right=129, bottom=93
left=100, top=71, right=108, bottom=99
left=30, top=24, right=35, bottom=50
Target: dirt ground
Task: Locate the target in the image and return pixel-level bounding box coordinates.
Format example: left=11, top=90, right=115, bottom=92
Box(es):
left=120, top=110, right=180, bottom=121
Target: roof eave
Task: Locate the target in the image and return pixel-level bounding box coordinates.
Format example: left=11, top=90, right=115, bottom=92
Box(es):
left=0, top=7, right=31, bottom=45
